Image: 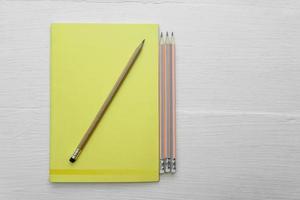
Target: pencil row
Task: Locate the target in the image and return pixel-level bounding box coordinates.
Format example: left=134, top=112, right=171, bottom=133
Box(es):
left=160, top=32, right=176, bottom=174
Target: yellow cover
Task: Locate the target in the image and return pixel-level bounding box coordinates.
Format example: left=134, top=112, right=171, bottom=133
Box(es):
left=50, top=24, right=159, bottom=182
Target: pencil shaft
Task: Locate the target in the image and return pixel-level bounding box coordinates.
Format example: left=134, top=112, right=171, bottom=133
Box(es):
left=70, top=40, right=145, bottom=163
left=162, top=35, right=171, bottom=172
left=163, top=41, right=168, bottom=160
left=159, top=37, right=164, bottom=159
left=78, top=41, right=144, bottom=149
left=161, top=33, right=171, bottom=173
left=159, top=34, right=165, bottom=173
left=171, top=40, right=176, bottom=159
left=170, top=34, right=176, bottom=173
left=166, top=42, right=172, bottom=159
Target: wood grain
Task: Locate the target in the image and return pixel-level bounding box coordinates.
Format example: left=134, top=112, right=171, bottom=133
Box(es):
left=1, top=0, right=300, bottom=199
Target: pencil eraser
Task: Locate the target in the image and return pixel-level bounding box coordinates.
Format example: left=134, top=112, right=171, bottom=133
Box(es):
left=69, top=157, right=76, bottom=163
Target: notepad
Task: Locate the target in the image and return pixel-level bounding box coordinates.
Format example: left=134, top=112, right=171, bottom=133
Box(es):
left=50, top=24, right=159, bottom=182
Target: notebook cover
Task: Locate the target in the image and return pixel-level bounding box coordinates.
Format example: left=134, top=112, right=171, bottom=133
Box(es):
left=50, top=24, right=159, bottom=182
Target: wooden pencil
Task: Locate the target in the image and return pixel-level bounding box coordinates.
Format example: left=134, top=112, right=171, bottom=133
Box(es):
left=69, top=39, right=145, bottom=163
left=170, top=32, right=176, bottom=173
left=160, top=33, right=165, bottom=173
left=164, top=32, right=171, bottom=172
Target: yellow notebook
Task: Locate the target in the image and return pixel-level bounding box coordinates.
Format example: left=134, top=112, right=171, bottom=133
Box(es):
left=50, top=24, right=159, bottom=182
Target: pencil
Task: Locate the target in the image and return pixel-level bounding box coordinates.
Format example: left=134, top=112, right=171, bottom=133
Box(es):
left=69, top=39, right=145, bottom=163
left=159, top=33, right=165, bottom=173
left=170, top=32, right=176, bottom=173
left=165, top=32, right=171, bottom=173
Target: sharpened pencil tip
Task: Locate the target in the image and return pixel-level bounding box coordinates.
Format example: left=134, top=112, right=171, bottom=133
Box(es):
left=166, top=32, right=169, bottom=36
left=142, top=39, right=145, bottom=45
left=160, top=32, right=163, bottom=37
left=69, top=157, right=76, bottom=163
left=171, top=32, right=173, bottom=36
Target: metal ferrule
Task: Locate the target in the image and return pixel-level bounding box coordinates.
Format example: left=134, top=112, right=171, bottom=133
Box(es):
left=171, top=158, right=176, bottom=173
left=164, top=158, right=171, bottom=173
left=71, top=148, right=81, bottom=161
left=160, top=159, right=165, bottom=174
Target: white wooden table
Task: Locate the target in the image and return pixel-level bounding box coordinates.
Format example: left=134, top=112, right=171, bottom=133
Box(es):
left=1, top=0, right=300, bottom=199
